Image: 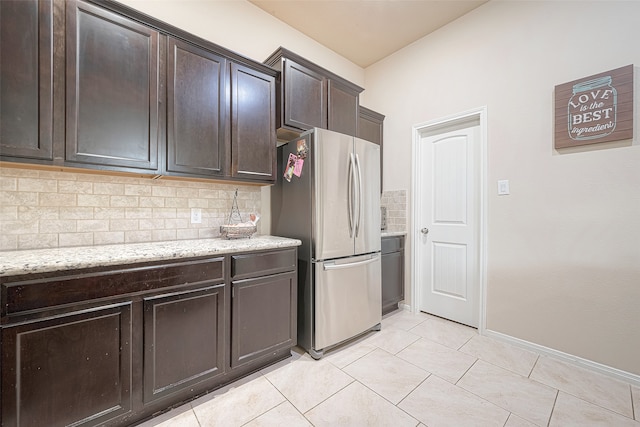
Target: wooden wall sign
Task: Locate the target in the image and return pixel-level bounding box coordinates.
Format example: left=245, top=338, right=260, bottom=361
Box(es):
left=554, top=64, right=633, bottom=149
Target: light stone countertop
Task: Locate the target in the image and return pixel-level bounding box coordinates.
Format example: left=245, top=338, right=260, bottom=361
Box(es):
left=381, top=231, right=407, bottom=238
left=0, top=235, right=301, bottom=277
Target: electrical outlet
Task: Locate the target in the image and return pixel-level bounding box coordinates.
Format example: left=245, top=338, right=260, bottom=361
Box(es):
left=190, top=208, right=202, bottom=224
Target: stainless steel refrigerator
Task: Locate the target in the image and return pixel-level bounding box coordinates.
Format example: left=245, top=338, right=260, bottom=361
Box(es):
left=271, top=127, right=381, bottom=359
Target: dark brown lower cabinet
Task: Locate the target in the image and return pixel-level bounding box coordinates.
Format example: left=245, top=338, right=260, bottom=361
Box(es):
left=230, top=249, right=297, bottom=369
left=231, top=272, right=296, bottom=368
left=0, top=247, right=297, bottom=427
left=381, top=235, right=405, bottom=315
left=143, top=284, right=226, bottom=403
left=1, top=303, right=132, bottom=427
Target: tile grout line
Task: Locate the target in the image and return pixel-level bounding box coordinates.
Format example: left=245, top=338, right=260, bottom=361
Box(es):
left=298, top=371, right=357, bottom=417
left=326, top=341, right=377, bottom=370
left=453, top=358, right=552, bottom=426
left=525, top=360, right=636, bottom=420
left=548, top=387, right=637, bottom=422
left=335, top=323, right=430, bottom=425
left=361, top=370, right=429, bottom=424
left=454, top=357, right=480, bottom=386
left=192, top=406, right=203, bottom=427
left=337, top=326, right=429, bottom=420
left=526, top=354, right=541, bottom=378
left=395, top=372, right=432, bottom=408
left=241, top=396, right=288, bottom=425
left=501, top=413, right=515, bottom=427
left=546, top=389, right=560, bottom=427
left=631, top=385, right=636, bottom=421
left=462, top=349, right=542, bottom=381
left=455, top=332, right=476, bottom=351
left=528, top=354, right=542, bottom=379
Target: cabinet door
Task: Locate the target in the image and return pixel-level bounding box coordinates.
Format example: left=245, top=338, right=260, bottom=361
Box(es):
left=283, top=58, right=326, bottom=131
left=143, top=284, right=226, bottom=403
left=381, top=250, right=404, bottom=315
left=357, top=106, right=384, bottom=146
left=0, top=0, right=53, bottom=161
left=358, top=106, right=385, bottom=190
left=381, top=237, right=404, bottom=315
left=231, top=63, right=276, bottom=182
left=65, top=0, right=160, bottom=171
left=328, top=79, right=359, bottom=137
left=231, top=272, right=296, bottom=368
left=166, top=37, right=228, bottom=177
left=1, top=303, right=132, bottom=427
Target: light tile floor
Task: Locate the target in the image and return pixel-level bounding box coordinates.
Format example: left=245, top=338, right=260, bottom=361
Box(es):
left=138, top=310, right=640, bottom=427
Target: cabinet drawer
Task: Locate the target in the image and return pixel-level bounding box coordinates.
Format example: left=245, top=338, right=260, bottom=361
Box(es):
left=231, top=249, right=297, bottom=280
left=2, top=257, right=224, bottom=317
left=381, top=236, right=404, bottom=254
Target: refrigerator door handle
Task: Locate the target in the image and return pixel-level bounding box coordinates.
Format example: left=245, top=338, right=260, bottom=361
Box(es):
left=348, top=153, right=356, bottom=238
left=354, top=153, right=363, bottom=237
left=323, top=254, right=380, bottom=270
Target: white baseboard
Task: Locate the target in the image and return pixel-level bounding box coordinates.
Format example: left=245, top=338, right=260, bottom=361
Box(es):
left=398, top=302, right=411, bottom=312
left=482, top=328, right=640, bottom=387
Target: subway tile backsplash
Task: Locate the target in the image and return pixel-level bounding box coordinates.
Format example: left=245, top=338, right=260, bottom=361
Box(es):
left=380, top=189, right=406, bottom=232
left=0, top=167, right=261, bottom=251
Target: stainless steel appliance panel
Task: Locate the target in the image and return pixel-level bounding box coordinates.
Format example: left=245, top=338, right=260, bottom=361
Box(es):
left=354, top=137, right=381, bottom=255
left=314, top=128, right=355, bottom=260
left=271, top=128, right=382, bottom=358
left=314, top=253, right=381, bottom=350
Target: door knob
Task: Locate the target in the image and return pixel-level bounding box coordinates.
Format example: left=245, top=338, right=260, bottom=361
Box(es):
left=421, top=228, right=429, bottom=235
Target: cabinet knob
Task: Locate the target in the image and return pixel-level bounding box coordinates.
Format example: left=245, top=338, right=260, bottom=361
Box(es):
left=421, top=228, right=429, bottom=235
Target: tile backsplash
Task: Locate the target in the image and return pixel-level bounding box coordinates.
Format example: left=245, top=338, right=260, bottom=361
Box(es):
left=0, top=167, right=261, bottom=251
left=380, top=190, right=406, bottom=232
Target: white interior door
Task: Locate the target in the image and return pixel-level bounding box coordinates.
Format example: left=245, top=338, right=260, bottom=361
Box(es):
left=417, top=120, right=480, bottom=327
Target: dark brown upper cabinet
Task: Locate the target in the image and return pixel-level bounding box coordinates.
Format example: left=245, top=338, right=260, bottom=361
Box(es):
left=265, top=47, right=364, bottom=140
left=358, top=106, right=385, bottom=189
left=165, top=50, right=277, bottom=183
left=166, top=37, right=228, bottom=177
left=1, top=0, right=279, bottom=184
left=357, top=106, right=384, bottom=146
left=65, top=0, right=161, bottom=172
left=230, top=63, right=277, bottom=182
left=282, top=58, right=326, bottom=133
left=328, top=79, right=359, bottom=137
left=0, top=0, right=54, bottom=162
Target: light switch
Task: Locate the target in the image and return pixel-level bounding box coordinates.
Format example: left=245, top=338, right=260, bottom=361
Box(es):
left=497, top=180, right=510, bottom=195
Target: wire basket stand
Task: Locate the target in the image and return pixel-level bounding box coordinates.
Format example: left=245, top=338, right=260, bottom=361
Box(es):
left=219, top=189, right=256, bottom=239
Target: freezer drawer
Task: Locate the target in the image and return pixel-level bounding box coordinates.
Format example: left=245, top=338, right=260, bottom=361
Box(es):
left=314, top=253, right=381, bottom=351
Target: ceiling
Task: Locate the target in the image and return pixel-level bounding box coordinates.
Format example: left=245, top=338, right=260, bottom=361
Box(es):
left=249, top=0, right=487, bottom=68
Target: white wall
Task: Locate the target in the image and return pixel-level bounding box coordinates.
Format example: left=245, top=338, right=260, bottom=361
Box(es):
left=364, top=1, right=640, bottom=376
left=118, top=0, right=365, bottom=87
